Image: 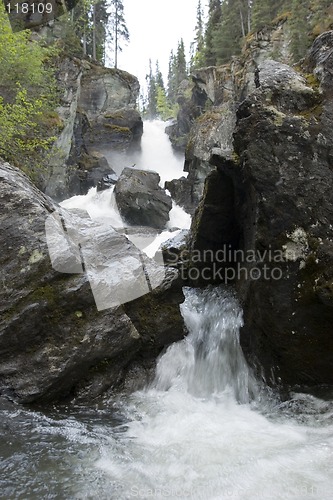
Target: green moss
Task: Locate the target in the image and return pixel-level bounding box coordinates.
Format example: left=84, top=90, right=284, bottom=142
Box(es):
left=231, top=151, right=240, bottom=164
left=104, top=124, right=131, bottom=134
left=299, top=103, right=323, bottom=121
left=304, top=73, right=320, bottom=90
left=104, top=112, right=124, bottom=119
left=30, top=284, right=57, bottom=305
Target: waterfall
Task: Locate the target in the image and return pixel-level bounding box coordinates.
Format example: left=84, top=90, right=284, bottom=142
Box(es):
left=154, top=286, right=258, bottom=403
left=91, top=287, right=333, bottom=500
left=1, top=122, right=333, bottom=499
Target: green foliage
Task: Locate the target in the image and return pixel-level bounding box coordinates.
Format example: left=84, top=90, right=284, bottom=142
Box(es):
left=311, top=0, right=333, bottom=36
left=109, top=0, right=130, bottom=68
left=213, top=0, right=243, bottom=64
left=0, top=6, right=58, bottom=175
left=156, top=86, right=177, bottom=120
left=204, top=0, right=222, bottom=66
left=290, top=0, right=311, bottom=61
left=144, top=57, right=179, bottom=120
left=190, top=0, right=205, bottom=71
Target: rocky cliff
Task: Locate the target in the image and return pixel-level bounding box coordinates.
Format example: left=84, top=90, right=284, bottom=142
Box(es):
left=0, top=161, right=184, bottom=404
left=177, top=29, right=333, bottom=388
left=44, top=58, right=143, bottom=201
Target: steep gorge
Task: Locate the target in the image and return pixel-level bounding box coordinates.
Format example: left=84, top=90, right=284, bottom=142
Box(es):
left=174, top=24, right=333, bottom=388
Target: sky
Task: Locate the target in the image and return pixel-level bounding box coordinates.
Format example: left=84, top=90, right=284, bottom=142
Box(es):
left=112, top=0, right=203, bottom=93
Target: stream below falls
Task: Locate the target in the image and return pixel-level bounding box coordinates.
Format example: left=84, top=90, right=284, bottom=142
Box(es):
left=1, top=121, right=333, bottom=499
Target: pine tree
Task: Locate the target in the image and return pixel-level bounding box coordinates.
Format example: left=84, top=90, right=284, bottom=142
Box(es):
left=191, top=0, right=206, bottom=70
left=109, top=0, right=129, bottom=68
left=290, top=0, right=311, bottom=61
left=94, top=0, right=110, bottom=63
left=213, top=0, right=244, bottom=64
left=146, top=59, right=158, bottom=119
left=312, top=0, right=333, bottom=36
left=155, top=60, right=165, bottom=90
left=167, top=50, right=178, bottom=103
left=251, top=0, right=272, bottom=31
left=251, top=0, right=287, bottom=31
left=176, top=39, right=187, bottom=84
left=204, top=0, right=222, bottom=66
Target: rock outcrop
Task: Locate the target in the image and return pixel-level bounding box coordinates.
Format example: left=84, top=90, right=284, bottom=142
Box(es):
left=115, top=168, right=172, bottom=229
left=184, top=31, right=333, bottom=387
left=44, top=60, right=142, bottom=201
left=0, top=161, right=184, bottom=404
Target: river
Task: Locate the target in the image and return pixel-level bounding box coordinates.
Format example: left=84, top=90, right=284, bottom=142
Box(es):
left=1, top=121, right=333, bottom=499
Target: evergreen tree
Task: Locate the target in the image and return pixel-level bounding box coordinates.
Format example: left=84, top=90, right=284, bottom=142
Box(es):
left=146, top=59, right=157, bottom=119
left=290, top=0, right=311, bottom=61
left=94, top=0, right=110, bottom=63
left=109, top=0, right=129, bottom=68
left=251, top=0, right=272, bottom=31
left=252, top=0, right=286, bottom=31
left=204, top=0, right=222, bottom=66
left=191, top=0, right=206, bottom=70
left=155, top=60, right=165, bottom=90
left=312, top=0, right=333, bottom=35
left=156, top=86, right=174, bottom=120
left=213, top=0, right=244, bottom=64
left=167, top=50, right=178, bottom=103
left=176, top=39, right=187, bottom=84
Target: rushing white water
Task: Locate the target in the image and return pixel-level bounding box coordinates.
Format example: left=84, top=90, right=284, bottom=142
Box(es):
left=1, top=289, right=333, bottom=499
left=88, top=287, right=333, bottom=500
left=102, top=120, right=187, bottom=186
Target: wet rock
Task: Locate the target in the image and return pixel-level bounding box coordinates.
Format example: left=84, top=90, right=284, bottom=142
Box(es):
left=188, top=38, right=333, bottom=386
left=44, top=62, right=142, bottom=201
left=165, top=177, right=195, bottom=214
left=75, top=150, right=118, bottom=193
left=165, top=78, right=205, bottom=152
left=115, top=168, right=172, bottom=230
left=0, top=161, right=184, bottom=404
left=161, top=230, right=190, bottom=278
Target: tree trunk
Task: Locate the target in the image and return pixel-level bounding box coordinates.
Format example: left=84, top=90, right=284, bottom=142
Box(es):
left=92, top=4, right=97, bottom=61
left=115, top=2, right=118, bottom=68
left=239, top=5, right=246, bottom=38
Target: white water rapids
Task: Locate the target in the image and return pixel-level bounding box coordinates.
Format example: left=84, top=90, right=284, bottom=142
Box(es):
left=1, top=121, right=333, bottom=499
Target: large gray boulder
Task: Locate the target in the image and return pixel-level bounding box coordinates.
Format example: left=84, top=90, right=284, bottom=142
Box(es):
left=115, top=168, right=172, bottom=230
left=0, top=161, right=184, bottom=404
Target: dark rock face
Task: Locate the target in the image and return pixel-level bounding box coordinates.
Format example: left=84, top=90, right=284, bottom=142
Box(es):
left=82, top=108, right=143, bottom=153
left=166, top=79, right=207, bottom=151
left=45, top=62, right=143, bottom=200
left=73, top=150, right=118, bottom=194
left=164, top=177, right=195, bottom=214
left=115, top=168, right=172, bottom=229
left=0, top=161, right=184, bottom=404
left=187, top=33, right=333, bottom=387
left=232, top=56, right=333, bottom=386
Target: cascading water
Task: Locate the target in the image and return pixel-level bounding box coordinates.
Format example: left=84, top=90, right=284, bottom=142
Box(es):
left=91, top=288, right=333, bottom=499
left=1, top=287, right=333, bottom=499
left=153, top=287, right=258, bottom=403
left=1, top=121, right=333, bottom=499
